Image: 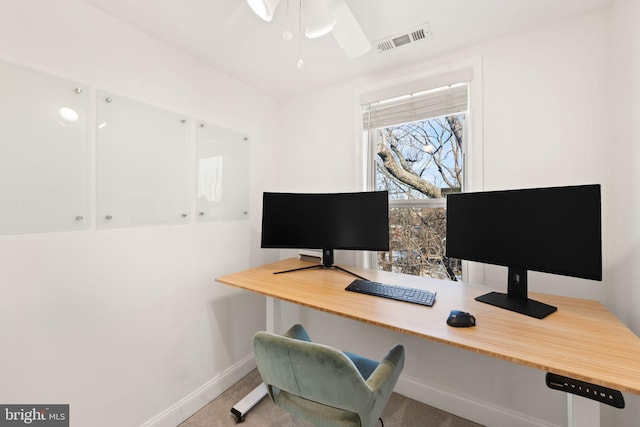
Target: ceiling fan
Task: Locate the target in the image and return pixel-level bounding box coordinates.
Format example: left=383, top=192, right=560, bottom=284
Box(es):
left=246, top=0, right=372, bottom=59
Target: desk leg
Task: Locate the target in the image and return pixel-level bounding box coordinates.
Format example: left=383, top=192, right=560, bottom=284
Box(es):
left=568, top=395, right=600, bottom=427
left=230, top=297, right=280, bottom=423
left=266, top=296, right=281, bottom=333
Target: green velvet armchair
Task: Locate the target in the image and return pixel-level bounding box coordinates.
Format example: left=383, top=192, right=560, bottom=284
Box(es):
left=252, top=324, right=405, bottom=427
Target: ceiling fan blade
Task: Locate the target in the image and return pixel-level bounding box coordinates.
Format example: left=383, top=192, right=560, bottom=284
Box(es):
left=328, top=0, right=371, bottom=59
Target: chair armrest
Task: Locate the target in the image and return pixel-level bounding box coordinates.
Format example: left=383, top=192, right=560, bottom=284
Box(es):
left=366, top=344, right=405, bottom=394
left=360, top=344, right=404, bottom=427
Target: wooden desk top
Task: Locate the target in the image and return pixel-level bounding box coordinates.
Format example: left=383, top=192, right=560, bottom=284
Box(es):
left=217, top=258, right=640, bottom=395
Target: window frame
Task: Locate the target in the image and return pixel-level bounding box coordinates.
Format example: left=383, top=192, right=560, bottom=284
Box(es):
left=359, top=62, right=483, bottom=283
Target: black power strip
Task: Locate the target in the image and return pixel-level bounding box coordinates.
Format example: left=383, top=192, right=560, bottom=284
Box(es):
left=546, top=373, right=625, bottom=408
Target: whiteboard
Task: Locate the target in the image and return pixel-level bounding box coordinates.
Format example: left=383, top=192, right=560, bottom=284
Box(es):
left=96, top=91, right=191, bottom=228
left=196, top=121, right=249, bottom=221
left=0, top=60, right=89, bottom=234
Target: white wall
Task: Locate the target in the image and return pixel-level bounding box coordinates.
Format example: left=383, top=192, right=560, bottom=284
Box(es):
left=0, top=1, right=277, bottom=426
left=277, top=6, right=638, bottom=426
left=605, top=0, right=640, bottom=425
left=481, top=8, right=610, bottom=302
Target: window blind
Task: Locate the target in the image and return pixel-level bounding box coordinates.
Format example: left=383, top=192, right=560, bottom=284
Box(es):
left=363, top=83, right=468, bottom=129
left=361, top=68, right=471, bottom=129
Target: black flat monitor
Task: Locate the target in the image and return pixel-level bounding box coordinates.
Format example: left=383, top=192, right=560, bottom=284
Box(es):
left=445, top=184, right=602, bottom=319
left=261, top=191, right=389, bottom=279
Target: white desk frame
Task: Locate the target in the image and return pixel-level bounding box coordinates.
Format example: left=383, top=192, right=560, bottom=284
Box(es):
left=230, top=297, right=279, bottom=422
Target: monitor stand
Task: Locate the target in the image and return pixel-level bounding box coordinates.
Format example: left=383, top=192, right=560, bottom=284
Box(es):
left=475, top=267, right=557, bottom=319
left=273, top=249, right=368, bottom=281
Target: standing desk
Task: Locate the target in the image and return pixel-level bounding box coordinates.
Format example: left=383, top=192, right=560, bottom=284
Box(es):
left=217, top=258, right=640, bottom=425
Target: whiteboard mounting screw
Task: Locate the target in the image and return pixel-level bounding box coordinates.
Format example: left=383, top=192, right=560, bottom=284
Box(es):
left=75, top=88, right=83, bottom=94
left=105, top=97, right=112, bottom=103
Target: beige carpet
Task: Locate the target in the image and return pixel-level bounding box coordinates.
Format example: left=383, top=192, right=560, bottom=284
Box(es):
left=179, top=369, right=483, bottom=427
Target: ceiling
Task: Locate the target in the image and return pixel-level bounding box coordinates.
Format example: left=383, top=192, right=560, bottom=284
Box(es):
left=79, top=0, right=612, bottom=99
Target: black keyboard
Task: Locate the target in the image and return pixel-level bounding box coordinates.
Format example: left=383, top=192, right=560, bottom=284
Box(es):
left=345, top=279, right=436, bottom=307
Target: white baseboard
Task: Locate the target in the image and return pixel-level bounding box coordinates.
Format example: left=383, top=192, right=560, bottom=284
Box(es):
left=141, top=357, right=559, bottom=427
left=396, top=374, right=560, bottom=427
left=140, top=354, right=256, bottom=427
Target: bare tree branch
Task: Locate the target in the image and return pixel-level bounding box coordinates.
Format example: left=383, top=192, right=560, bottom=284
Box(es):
left=377, top=143, right=442, bottom=198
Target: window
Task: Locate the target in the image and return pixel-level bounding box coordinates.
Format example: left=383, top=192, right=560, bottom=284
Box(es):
left=362, top=74, right=470, bottom=280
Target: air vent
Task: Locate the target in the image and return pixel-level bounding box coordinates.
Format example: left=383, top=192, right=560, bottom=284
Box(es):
left=374, top=22, right=432, bottom=53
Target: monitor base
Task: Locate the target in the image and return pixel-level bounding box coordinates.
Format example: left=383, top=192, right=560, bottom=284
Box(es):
left=273, top=264, right=368, bottom=281
left=475, top=291, right=557, bottom=319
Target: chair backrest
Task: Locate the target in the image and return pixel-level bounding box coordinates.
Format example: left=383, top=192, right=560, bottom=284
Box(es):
left=253, top=331, right=375, bottom=412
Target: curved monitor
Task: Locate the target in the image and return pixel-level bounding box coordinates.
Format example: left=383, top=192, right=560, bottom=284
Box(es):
left=446, top=184, right=602, bottom=318
left=261, top=191, right=389, bottom=275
